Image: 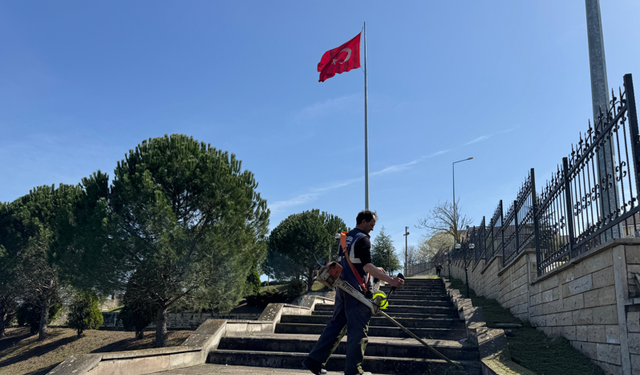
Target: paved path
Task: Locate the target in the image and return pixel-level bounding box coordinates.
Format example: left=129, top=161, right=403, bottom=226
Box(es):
left=148, top=364, right=344, bottom=375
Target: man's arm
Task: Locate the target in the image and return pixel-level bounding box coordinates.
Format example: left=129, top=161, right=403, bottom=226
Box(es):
left=363, top=263, right=404, bottom=288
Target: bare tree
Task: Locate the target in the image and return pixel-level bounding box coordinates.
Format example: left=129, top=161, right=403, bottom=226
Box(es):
left=405, top=245, right=418, bottom=268
left=417, top=200, right=472, bottom=247
left=415, top=235, right=443, bottom=263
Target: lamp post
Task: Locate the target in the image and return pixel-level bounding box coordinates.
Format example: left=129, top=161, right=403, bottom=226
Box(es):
left=334, top=233, right=341, bottom=263
left=452, top=157, right=473, bottom=245
left=465, top=243, right=474, bottom=298
left=403, top=226, right=410, bottom=275
left=444, top=250, right=451, bottom=278
left=455, top=242, right=473, bottom=298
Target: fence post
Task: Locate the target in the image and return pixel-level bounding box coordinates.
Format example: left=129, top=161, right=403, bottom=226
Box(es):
left=624, top=74, right=640, bottom=201
left=501, top=200, right=506, bottom=263
left=531, top=168, right=542, bottom=276
left=514, top=200, right=520, bottom=252
left=563, top=157, right=576, bottom=258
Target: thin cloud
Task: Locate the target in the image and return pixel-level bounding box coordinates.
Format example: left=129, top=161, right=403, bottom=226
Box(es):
left=498, top=126, right=520, bottom=134
left=372, top=160, right=419, bottom=176
left=269, top=150, right=450, bottom=213
left=426, top=150, right=451, bottom=158
left=269, top=192, right=321, bottom=213
left=465, top=135, right=490, bottom=146
left=270, top=126, right=515, bottom=213
left=293, top=94, right=361, bottom=123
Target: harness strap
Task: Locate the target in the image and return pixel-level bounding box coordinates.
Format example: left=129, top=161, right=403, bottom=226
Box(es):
left=340, top=231, right=368, bottom=293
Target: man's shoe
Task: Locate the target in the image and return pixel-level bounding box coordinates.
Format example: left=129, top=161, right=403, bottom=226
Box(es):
left=302, top=358, right=327, bottom=375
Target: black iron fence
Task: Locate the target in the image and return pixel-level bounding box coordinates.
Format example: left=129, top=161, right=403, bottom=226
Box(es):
left=431, top=74, right=639, bottom=277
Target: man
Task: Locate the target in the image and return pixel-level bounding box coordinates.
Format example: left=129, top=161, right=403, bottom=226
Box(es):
left=436, top=263, right=442, bottom=277
left=302, top=210, right=405, bottom=375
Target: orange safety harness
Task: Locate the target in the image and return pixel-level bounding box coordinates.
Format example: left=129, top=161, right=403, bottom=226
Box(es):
left=340, top=231, right=370, bottom=293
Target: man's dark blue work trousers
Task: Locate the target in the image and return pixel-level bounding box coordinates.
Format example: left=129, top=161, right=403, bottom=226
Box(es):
left=307, top=287, right=372, bottom=375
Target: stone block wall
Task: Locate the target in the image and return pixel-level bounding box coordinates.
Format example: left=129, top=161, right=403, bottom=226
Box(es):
left=446, top=240, right=640, bottom=375
left=497, top=252, right=531, bottom=321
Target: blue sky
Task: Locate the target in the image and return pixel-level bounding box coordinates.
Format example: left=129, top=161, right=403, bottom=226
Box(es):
left=1, top=1, right=639, bottom=266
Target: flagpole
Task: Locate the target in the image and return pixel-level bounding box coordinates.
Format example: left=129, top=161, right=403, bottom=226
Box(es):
left=363, top=22, right=369, bottom=210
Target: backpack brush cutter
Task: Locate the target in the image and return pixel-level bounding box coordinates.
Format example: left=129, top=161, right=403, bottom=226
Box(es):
left=317, top=262, right=463, bottom=370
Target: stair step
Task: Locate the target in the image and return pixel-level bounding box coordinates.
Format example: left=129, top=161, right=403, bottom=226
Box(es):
left=208, top=349, right=481, bottom=375
left=313, top=304, right=458, bottom=316
left=280, top=314, right=464, bottom=329
left=379, top=299, right=452, bottom=307
left=275, top=323, right=467, bottom=340
left=217, top=336, right=478, bottom=361
left=311, top=311, right=459, bottom=320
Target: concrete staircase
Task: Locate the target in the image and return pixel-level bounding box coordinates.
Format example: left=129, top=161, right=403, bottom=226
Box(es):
left=207, top=278, right=482, bottom=374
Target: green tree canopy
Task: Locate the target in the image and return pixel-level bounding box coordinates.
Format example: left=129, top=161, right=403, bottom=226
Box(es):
left=106, top=134, right=270, bottom=347
left=0, top=184, right=81, bottom=340
left=265, top=209, right=347, bottom=292
left=0, top=202, right=19, bottom=338
left=371, top=226, right=401, bottom=275
left=417, top=232, right=454, bottom=262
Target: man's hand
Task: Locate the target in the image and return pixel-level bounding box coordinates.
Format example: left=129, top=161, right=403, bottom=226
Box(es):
left=388, top=276, right=404, bottom=288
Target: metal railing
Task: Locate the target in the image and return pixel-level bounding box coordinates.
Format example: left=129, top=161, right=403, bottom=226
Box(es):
left=431, top=74, right=639, bottom=277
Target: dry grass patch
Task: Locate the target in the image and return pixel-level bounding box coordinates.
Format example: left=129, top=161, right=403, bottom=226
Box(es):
left=0, top=327, right=192, bottom=375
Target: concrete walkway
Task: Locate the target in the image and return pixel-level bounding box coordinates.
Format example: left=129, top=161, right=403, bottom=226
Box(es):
left=148, top=364, right=344, bottom=375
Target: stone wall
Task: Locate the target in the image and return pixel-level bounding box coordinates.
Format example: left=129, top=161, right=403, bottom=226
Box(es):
left=445, top=239, right=640, bottom=375
left=99, top=312, right=262, bottom=329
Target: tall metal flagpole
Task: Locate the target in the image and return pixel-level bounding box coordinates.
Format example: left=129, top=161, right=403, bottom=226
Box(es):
left=585, top=0, right=619, bottom=238
left=364, top=22, right=369, bottom=210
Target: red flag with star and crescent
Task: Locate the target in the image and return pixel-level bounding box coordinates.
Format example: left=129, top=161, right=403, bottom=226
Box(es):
left=317, top=33, right=361, bottom=82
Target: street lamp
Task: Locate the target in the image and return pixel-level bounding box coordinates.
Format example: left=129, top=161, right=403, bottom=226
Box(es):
left=334, top=233, right=341, bottom=263
left=403, top=227, right=410, bottom=275
left=455, top=242, right=474, bottom=298
left=452, top=157, right=473, bottom=245
left=444, top=250, right=451, bottom=278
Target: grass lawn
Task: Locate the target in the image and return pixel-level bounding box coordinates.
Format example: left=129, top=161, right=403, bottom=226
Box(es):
left=0, top=327, right=192, bottom=375
left=446, top=277, right=606, bottom=375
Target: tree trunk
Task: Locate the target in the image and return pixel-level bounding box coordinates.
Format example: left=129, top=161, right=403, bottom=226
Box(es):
left=307, top=267, right=315, bottom=292
left=0, top=301, right=6, bottom=339
left=155, top=304, right=168, bottom=347
left=38, top=296, right=50, bottom=341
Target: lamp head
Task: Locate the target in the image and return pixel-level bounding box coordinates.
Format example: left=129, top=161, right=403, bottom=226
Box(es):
left=455, top=243, right=461, bottom=250
left=469, top=243, right=475, bottom=250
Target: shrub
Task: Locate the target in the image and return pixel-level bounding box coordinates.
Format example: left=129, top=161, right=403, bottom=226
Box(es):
left=245, top=290, right=288, bottom=308
left=120, top=289, right=157, bottom=340
left=245, top=265, right=261, bottom=296
left=68, top=291, right=104, bottom=337
left=285, top=280, right=306, bottom=301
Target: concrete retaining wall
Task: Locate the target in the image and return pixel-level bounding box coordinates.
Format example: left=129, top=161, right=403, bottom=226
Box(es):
left=47, top=295, right=335, bottom=375
left=443, top=239, right=640, bottom=375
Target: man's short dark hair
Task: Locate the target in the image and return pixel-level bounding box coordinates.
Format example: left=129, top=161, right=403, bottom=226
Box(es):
left=356, top=210, right=377, bottom=225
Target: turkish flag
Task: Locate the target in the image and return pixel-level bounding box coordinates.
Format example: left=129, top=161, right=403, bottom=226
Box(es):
left=317, top=33, right=361, bottom=82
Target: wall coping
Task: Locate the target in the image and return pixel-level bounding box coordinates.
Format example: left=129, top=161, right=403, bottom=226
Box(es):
left=471, top=257, right=485, bottom=273
left=532, top=238, right=640, bottom=285
left=48, top=293, right=334, bottom=375
left=442, top=279, right=508, bottom=359
left=497, top=250, right=534, bottom=277
left=481, top=254, right=502, bottom=275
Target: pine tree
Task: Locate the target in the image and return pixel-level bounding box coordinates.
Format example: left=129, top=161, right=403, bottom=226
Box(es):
left=264, top=210, right=347, bottom=291
left=371, top=226, right=401, bottom=275
left=106, top=134, right=270, bottom=347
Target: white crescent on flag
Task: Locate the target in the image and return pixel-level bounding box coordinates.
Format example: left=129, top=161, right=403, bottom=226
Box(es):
left=338, top=48, right=351, bottom=64
left=332, top=48, right=352, bottom=65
